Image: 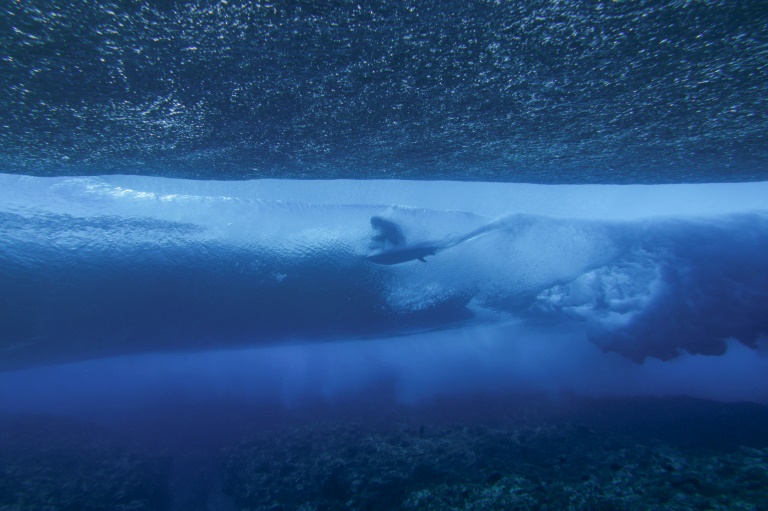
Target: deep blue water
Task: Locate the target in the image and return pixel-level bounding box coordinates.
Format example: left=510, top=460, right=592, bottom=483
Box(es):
left=1, top=2, right=768, bottom=510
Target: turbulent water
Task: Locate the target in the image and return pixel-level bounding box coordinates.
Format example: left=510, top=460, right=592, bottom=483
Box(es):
left=2, top=174, right=767, bottom=372
left=1, top=0, right=767, bottom=182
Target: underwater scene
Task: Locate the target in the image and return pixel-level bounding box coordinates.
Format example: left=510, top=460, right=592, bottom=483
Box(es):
left=1, top=1, right=768, bottom=510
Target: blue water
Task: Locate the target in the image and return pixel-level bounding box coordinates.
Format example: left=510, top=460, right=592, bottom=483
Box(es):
left=1, top=0, right=767, bottom=182
left=2, top=2, right=768, bottom=510
left=1, top=175, right=767, bottom=402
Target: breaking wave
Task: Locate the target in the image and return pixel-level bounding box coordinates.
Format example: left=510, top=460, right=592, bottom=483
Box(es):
left=1, top=174, right=766, bottom=369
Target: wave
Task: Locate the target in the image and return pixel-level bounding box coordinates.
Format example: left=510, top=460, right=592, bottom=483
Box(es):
left=1, top=175, right=767, bottom=369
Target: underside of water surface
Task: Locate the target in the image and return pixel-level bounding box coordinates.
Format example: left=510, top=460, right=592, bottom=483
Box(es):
left=1, top=0, right=766, bottom=182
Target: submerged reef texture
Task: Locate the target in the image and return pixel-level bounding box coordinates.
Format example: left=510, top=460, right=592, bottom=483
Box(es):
left=223, top=423, right=768, bottom=511
left=1, top=396, right=767, bottom=511
left=0, top=418, right=169, bottom=511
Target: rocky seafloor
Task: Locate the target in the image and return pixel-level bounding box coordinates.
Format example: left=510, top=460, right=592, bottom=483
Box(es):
left=1, top=396, right=767, bottom=511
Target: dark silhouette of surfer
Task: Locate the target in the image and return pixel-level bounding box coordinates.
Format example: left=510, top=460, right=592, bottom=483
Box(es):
left=366, top=215, right=503, bottom=265
left=370, top=216, right=406, bottom=247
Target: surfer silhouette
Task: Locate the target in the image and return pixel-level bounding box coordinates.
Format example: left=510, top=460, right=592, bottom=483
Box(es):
left=365, top=215, right=501, bottom=265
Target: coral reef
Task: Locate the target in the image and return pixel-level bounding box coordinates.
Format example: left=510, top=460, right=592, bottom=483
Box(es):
left=0, top=417, right=170, bottom=511
left=223, top=419, right=768, bottom=511
left=2, top=397, right=767, bottom=510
